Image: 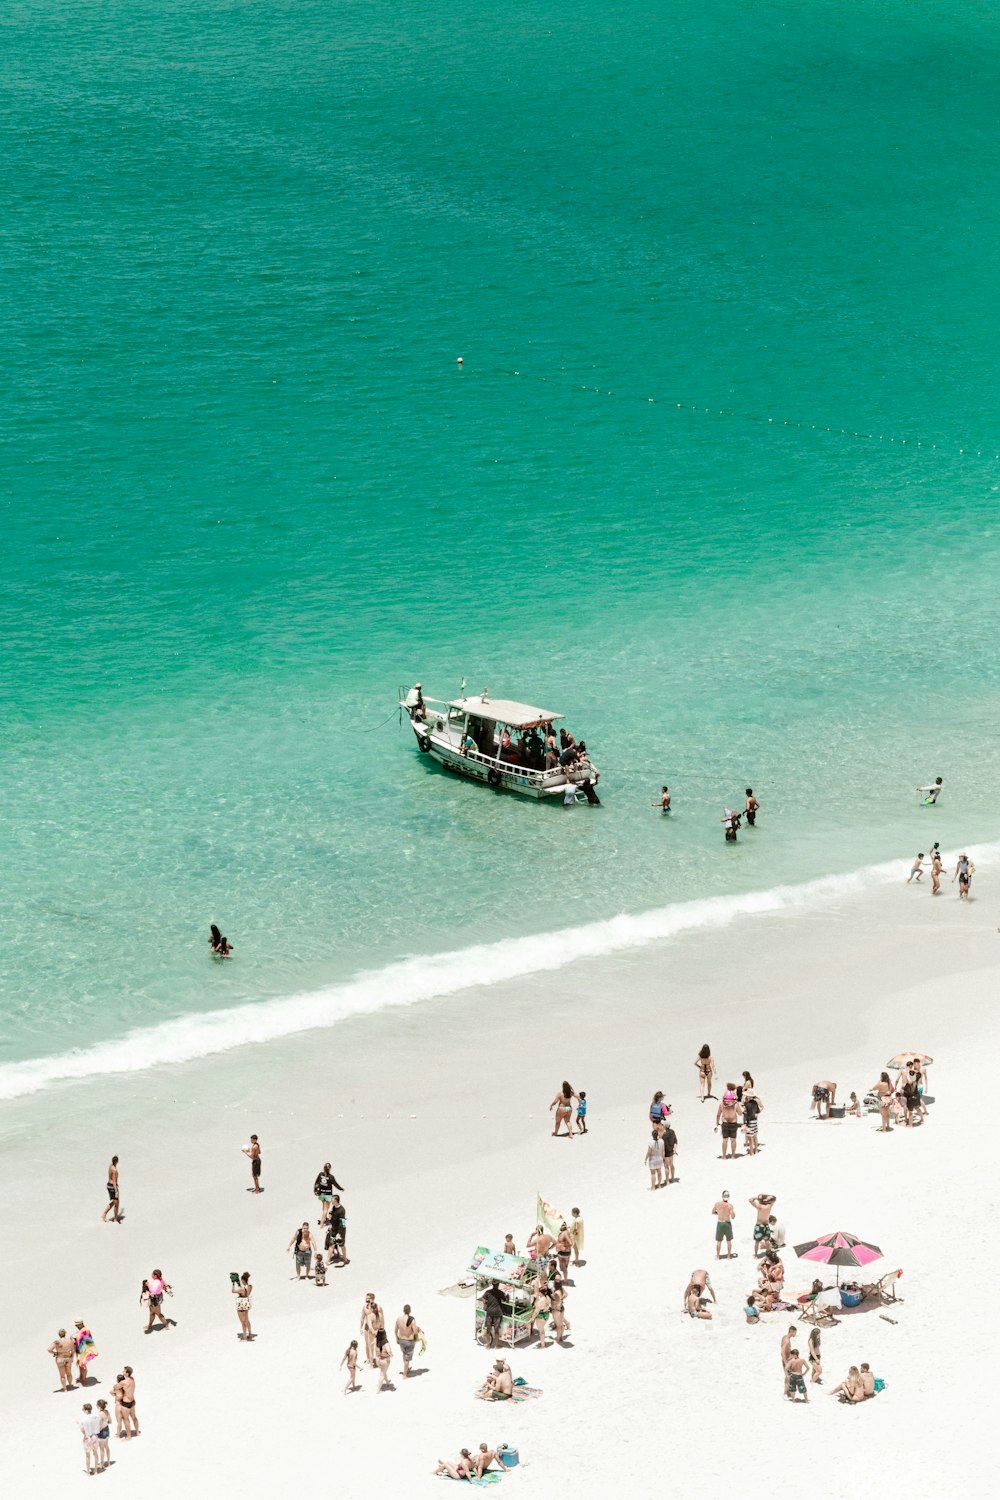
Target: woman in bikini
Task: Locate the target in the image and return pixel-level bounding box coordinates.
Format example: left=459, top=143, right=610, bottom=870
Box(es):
left=870, top=1071, right=894, bottom=1132
left=645, top=1130, right=665, bottom=1189
left=549, top=1081, right=578, bottom=1137
left=232, top=1272, right=253, bottom=1341
left=808, top=1326, right=823, bottom=1384
left=434, top=1451, right=475, bottom=1480
left=550, top=1279, right=570, bottom=1343
left=531, top=1281, right=553, bottom=1348
left=830, top=1366, right=865, bottom=1403
left=360, top=1293, right=383, bottom=1365
left=695, top=1045, right=715, bottom=1101
left=94, top=1400, right=112, bottom=1472
left=374, top=1328, right=393, bottom=1390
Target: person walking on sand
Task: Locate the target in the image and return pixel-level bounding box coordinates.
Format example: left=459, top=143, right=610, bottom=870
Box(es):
left=394, top=1305, right=423, bottom=1378
left=712, top=1191, right=736, bottom=1259
left=374, top=1328, right=393, bottom=1390
left=953, top=852, right=975, bottom=900
left=715, top=1089, right=742, bottom=1158
left=118, top=1367, right=138, bottom=1436
left=549, top=1081, right=579, bottom=1136
left=341, top=1340, right=360, bottom=1393
left=233, top=1272, right=253, bottom=1341
left=645, top=1129, right=665, bottom=1189
left=808, top=1326, right=823, bottom=1384
left=73, top=1322, right=98, bottom=1386
left=49, top=1330, right=76, bottom=1392
left=785, top=1350, right=810, bottom=1402
left=288, top=1222, right=313, bottom=1279
left=871, top=1072, right=894, bottom=1132
left=144, top=1269, right=173, bottom=1331
left=570, top=1207, right=585, bottom=1266
left=750, top=1193, right=777, bottom=1255
left=101, top=1155, right=121, bottom=1224
left=79, top=1402, right=100, bottom=1476
left=696, top=1045, right=716, bottom=1101
left=94, top=1400, right=112, bottom=1472
left=242, top=1135, right=262, bottom=1193
left=313, top=1162, right=345, bottom=1226
left=906, top=853, right=925, bottom=884
left=360, top=1293, right=384, bottom=1365
left=812, top=1081, right=836, bottom=1119
left=744, top=788, right=760, bottom=826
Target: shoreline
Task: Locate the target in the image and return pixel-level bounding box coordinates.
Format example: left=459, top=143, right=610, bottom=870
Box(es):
left=2, top=875, right=995, bottom=1492
left=2, top=841, right=995, bottom=1105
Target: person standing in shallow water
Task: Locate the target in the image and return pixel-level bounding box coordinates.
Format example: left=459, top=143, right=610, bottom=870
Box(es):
left=744, top=788, right=760, bottom=825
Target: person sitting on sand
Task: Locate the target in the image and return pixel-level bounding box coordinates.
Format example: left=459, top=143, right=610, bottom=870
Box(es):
left=859, top=1363, right=876, bottom=1397
left=473, top=1444, right=505, bottom=1479
left=830, top=1366, right=865, bottom=1403
left=848, top=1091, right=862, bottom=1117
left=795, top=1277, right=827, bottom=1305
left=683, top=1269, right=717, bottom=1309
left=477, top=1359, right=514, bottom=1400
left=744, top=1293, right=760, bottom=1324
left=812, top=1081, right=836, bottom=1119
left=759, top=1251, right=785, bottom=1296
left=686, top=1287, right=712, bottom=1320
left=434, top=1450, right=475, bottom=1479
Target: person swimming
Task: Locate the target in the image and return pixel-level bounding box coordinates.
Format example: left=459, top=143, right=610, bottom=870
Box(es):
left=209, top=924, right=233, bottom=957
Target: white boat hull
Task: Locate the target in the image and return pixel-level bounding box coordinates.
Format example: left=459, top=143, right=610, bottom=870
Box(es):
left=409, top=721, right=592, bottom=800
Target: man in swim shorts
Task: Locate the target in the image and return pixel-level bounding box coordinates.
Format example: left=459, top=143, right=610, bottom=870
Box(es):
left=101, top=1155, right=121, bottom=1224
left=750, top=1193, right=777, bottom=1255
left=811, top=1082, right=836, bottom=1120
left=784, top=1350, right=810, bottom=1402
left=715, top=1089, right=742, bottom=1158
left=243, top=1135, right=262, bottom=1193
left=712, top=1192, right=736, bottom=1260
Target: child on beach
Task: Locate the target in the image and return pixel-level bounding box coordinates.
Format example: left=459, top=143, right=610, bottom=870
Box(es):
left=744, top=1294, right=760, bottom=1324
left=848, top=1092, right=861, bottom=1117
left=314, top=1253, right=327, bottom=1287
left=576, top=1091, right=588, bottom=1133
left=906, top=854, right=925, bottom=883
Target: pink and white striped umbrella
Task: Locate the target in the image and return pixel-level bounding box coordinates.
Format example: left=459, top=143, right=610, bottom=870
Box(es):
left=793, top=1231, right=882, bottom=1280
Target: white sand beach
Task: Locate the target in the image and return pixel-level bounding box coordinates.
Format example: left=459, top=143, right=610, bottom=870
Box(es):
left=1, top=867, right=994, bottom=1495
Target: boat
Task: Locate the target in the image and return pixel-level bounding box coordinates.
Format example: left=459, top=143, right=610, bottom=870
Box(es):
left=399, top=685, right=600, bottom=801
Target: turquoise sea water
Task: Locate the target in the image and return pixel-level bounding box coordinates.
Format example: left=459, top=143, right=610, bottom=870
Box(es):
left=3, top=0, right=1000, bottom=1087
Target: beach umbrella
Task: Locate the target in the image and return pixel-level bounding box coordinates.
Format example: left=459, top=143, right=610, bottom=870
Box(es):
left=793, top=1231, right=882, bottom=1285
left=887, top=1051, right=932, bottom=1069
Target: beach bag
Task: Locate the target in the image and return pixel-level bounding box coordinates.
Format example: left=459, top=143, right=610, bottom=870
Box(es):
left=498, top=1444, right=519, bottom=1468
left=874, top=1377, right=886, bottom=1393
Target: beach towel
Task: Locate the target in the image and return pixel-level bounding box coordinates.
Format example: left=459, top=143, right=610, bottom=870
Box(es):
left=510, top=1383, right=542, bottom=1402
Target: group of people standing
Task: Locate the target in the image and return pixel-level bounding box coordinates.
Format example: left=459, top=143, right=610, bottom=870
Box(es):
left=48, top=1324, right=139, bottom=1476
left=905, top=844, right=975, bottom=898
left=341, top=1293, right=426, bottom=1392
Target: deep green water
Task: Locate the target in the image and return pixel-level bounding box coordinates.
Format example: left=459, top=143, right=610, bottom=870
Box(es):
left=3, top=0, right=1000, bottom=1084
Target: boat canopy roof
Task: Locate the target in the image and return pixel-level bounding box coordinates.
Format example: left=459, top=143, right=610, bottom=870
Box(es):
left=446, top=694, right=563, bottom=729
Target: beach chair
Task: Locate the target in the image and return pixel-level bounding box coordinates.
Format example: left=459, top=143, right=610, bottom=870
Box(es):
left=798, top=1299, right=840, bottom=1328
left=869, top=1269, right=903, bottom=1305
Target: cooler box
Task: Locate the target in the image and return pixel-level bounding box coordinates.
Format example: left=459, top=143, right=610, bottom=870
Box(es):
left=498, top=1445, right=520, bottom=1469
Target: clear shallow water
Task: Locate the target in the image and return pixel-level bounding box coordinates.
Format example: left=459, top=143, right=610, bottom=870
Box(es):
left=3, top=0, right=1000, bottom=1078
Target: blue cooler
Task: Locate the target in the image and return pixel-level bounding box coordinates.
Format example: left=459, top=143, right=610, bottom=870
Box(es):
left=498, top=1445, right=520, bottom=1469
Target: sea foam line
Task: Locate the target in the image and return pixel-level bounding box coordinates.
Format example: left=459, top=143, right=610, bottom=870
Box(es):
left=0, top=848, right=991, bottom=1101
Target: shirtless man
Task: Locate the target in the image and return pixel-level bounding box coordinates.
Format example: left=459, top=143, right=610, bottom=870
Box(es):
left=744, top=788, right=760, bottom=826
left=101, top=1156, right=121, bottom=1224
left=48, top=1330, right=75, bottom=1391
left=288, top=1223, right=313, bottom=1279
left=653, top=786, right=672, bottom=813
left=859, top=1363, right=876, bottom=1398
left=812, top=1081, right=836, bottom=1119
left=715, top=1090, right=742, bottom=1159
left=473, top=1444, right=506, bottom=1479
left=527, top=1226, right=556, bottom=1264
left=394, top=1305, right=422, bottom=1378
left=750, top=1193, right=777, bottom=1256
left=477, top=1360, right=514, bottom=1400
left=785, top=1349, right=810, bottom=1402
left=242, top=1135, right=262, bottom=1194
left=780, top=1325, right=797, bottom=1393
left=119, top=1368, right=139, bottom=1437
left=683, top=1269, right=717, bottom=1309
left=712, top=1191, right=736, bottom=1259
